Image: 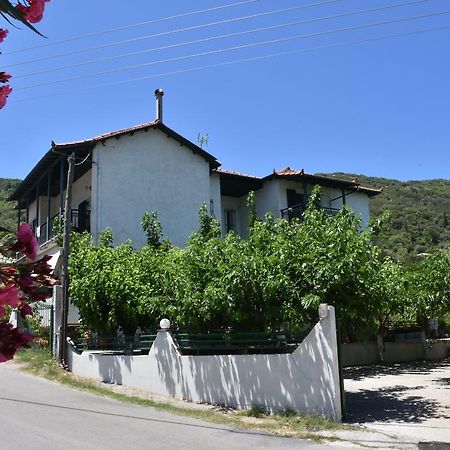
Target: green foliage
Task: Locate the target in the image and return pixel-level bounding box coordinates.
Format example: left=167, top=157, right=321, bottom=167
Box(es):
left=404, top=250, right=450, bottom=320
left=141, top=211, right=162, bottom=248
left=323, top=173, right=450, bottom=263
left=197, top=203, right=220, bottom=240
left=0, top=178, right=22, bottom=237
left=69, top=232, right=144, bottom=335
left=69, top=194, right=413, bottom=339
left=247, top=190, right=257, bottom=232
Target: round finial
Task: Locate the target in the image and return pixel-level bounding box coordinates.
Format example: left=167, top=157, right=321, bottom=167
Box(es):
left=159, top=318, right=171, bottom=330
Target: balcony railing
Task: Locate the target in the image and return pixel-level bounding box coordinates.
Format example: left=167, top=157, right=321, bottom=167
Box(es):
left=280, top=203, right=341, bottom=221
left=34, top=209, right=90, bottom=245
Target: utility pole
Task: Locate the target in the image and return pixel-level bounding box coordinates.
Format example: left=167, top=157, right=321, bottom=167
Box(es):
left=58, top=152, right=75, bottom=368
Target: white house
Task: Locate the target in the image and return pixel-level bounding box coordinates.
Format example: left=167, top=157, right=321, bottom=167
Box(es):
left=9, top=90, right=381, bottom=254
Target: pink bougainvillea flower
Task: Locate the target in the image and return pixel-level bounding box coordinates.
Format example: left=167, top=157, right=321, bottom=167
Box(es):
left=0, top=283, right=21, bottom=317
left=0, top=85, right=12, bottom=109
left=18, top=275, right=34, bottom=288
left=0, top=73, right=11, bottom=84
left=16, top=0, right=50, bottom=24
left=13, top=223, right=39, bottom=260
left=0, top=323, right=33, bottom=362
left=18, top=300, right=33, bottom=318
left=0, top=29, right=8, bottom=43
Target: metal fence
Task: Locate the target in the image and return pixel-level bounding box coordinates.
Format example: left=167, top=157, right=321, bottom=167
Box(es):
left=24, top=303, right=54, bottom=350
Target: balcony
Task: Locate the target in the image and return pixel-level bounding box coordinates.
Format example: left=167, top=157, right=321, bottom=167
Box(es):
left=34, top=209, right=90, bottom=245
left=280, top=203, right=340, bottom=221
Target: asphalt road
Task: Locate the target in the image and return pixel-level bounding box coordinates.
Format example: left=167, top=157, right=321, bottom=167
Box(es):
left=0, top=363, right=334, bottom=450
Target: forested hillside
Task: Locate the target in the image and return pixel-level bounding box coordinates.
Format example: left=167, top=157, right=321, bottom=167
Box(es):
left=1, top=175, right=450, bottom=262
left=0, top=178, right=21, bottom=234
left=325, top=173, right=450, bottom=263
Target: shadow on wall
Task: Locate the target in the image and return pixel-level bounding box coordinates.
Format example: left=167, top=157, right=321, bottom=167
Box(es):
left=67, top=305, right=342, bottom=421
left=94, top=352, right=133, bottom=385
left=152, top=305, right=342, bottom=420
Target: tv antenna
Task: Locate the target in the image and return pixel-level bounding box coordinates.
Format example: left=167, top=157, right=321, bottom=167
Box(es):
left=197, top=133, right=209, bottom=149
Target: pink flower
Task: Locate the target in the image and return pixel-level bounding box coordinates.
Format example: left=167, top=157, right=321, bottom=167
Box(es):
left=0, top=85, right=12, bottom=109
left=15, top=223, right=39, bottom=260
left=16, top=0, right=50, bottom=24
left=0, top=323, right=33, bottom=362
left=18, top=301, right=33, bottom=318
left=0, top=73, right=11, bottom=84
left=0, top=29, right=8, bottom=43
left=0, top=284, right=21, bottom=318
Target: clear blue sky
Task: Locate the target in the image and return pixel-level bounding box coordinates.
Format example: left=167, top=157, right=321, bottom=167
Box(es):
left=1, top=0, right=449, bottom=181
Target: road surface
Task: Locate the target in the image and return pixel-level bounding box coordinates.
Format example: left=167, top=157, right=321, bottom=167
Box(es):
left=0, top=363, right=334, bottom=450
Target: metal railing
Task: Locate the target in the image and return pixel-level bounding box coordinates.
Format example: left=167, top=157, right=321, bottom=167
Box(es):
left=281, top=203, right=341, bottom=221
left=35, top=209, right=90, bottom=245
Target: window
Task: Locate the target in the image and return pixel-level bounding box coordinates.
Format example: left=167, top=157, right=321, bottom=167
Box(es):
left=224, top=209, right=236, bottom=233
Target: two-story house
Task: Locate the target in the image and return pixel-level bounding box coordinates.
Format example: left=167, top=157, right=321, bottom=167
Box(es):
left=9, top=90, right=381, bottom=258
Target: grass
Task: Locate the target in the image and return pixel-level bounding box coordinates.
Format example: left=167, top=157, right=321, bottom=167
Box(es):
left=15, top=347, right=350, bottom=441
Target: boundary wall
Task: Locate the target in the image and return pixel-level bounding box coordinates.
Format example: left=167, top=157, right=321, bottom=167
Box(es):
left=67, top=305, right=342, bottom=420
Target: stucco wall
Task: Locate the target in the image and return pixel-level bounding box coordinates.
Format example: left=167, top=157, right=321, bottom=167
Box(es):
left=345, top=192, right=370, bottom=229
left=255, top=180, right=281, bottom=218
left=67, top=305, right=342, bottom=420
left=91, top=129, right=214, bottom=248
left=342, top=340, right=449, bottom=367
left=209, top=173, right=222, bottom=225
left=221, top=195, right=248, bottom=237
left=254, top=180, right=370, bottom=228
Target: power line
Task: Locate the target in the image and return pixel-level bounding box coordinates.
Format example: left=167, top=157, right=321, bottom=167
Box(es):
left=11, top=23, right=450, bottom=106
left=4, top=0, right=344, bottom=68
left=2, top=0, right=260, bottom=55
left=14, top=8, right=450, bottom=92
left=14, top=0, right=427, bottom=80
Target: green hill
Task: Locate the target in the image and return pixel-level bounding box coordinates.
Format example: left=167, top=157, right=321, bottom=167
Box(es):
left=0, top=178, right=21, bottom=234
left=324, top=173, right=450, bottom=263
left=1, top=175, right=450, bottom=262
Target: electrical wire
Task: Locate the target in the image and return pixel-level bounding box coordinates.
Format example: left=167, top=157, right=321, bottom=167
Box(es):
left=14, top=8, right=450, bottom=92
left=13, top=0, right=427, bottom=80
left=10, top=23, right=450, bottom=106
left=4, top=0, right=344, bottom=68
left=3, top=0, right=260, bottom=55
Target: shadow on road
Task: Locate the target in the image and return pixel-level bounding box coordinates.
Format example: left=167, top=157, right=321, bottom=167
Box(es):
left=344, top=359, right=450, bottom=382
left=344, top=385, right=443, bottom=424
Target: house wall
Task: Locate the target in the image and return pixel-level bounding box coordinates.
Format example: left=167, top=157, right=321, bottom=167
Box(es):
left=253, top=180, right=370, bottom=228
left=209, top=173, right=222, bottom=225
left=221, top=195, right=248, bottom=237
left=345, top=192, right=370, bottom=229
left=67, top=305, right=342, bottom=421
left=255, top=180, right=281, bottom=218
left=91, top=129, right=214, bottom=248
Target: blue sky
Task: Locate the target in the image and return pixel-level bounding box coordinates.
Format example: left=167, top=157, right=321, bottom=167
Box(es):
left=1, top=0, right=449, bottom=181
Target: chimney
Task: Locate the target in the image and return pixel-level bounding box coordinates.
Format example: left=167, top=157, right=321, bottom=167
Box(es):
left=155, top=88, right=164, bottom=122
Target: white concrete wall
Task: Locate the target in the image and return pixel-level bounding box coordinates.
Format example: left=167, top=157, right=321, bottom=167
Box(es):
left=342, top=340, right=449, bottom=367
left=345, top=192, right=370, bottom=229
left=67, top=305, right=342, bottom=420
left=255, top=180, right=281, bottom=219
left=91, top=129, right=214, bottom=248
left=254, top=180, right=370, bottom=228
left=221, top=195, right=248, bottom=238
left=209, top=173, right=222, bottom=226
